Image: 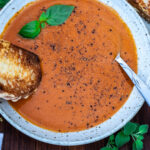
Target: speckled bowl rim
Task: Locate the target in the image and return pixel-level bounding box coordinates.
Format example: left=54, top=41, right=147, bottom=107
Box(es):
left=0, top=0, right=150, bottom=146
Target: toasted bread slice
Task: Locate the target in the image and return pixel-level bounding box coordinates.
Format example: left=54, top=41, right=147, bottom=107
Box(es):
left=127, top=0, right=150, bottom=22
left=0, top=39, right=42, bottom=102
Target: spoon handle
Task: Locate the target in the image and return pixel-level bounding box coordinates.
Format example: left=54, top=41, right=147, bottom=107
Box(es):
left=0, top=133, right=4, bottom=150
left=115, top=53, right=150, bottom=106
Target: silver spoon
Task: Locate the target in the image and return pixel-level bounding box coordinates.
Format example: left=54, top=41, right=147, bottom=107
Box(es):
left=115, top=53, right=150, bottom=106
left=0, top=133, right=4, bottom=150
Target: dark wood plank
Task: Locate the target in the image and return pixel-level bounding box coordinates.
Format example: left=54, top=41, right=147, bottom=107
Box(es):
left=0, top=103, right=150, bottom=150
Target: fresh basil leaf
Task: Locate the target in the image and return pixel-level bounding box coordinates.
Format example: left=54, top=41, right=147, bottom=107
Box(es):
left=135, top=140, right=143, bottom=150
left=108, top=135, right=115, bottom=145
left=133, top=142, right=137, bottom=150
left=139, top=125, right=149, bottom=134
left=100, top=147, right=112, bottom=150
left=115, top=131, right=130, bottom=147
left=46, top=5, right=74, bottom=26
left=137, top=135, right=144, bottom=140
left=112, top=147, right=118, bottom=150
left=46, top=18, right=59, bottom=26
left=19, top=20, right=41, bottom=39
left=124, top=122, right=138, bottom=135
left=109, top=135, right=115, bottom=142
left=134, top=134, right=144, bottom=141
left=0, top=0, right=9, bottom=8
left=134, top=123, right=140, bottom=133
left=41, top=22, right=46, bottom=29
left=39, top=12, right=47, bottom=22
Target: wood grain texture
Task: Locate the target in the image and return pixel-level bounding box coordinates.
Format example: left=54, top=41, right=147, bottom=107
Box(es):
left=0, top=103, right=150, bottom=150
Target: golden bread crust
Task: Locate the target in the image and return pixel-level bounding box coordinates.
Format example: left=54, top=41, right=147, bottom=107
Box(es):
left=0, top=39, right=42, bottom=101
left=127, top=0, right=150, bottom=22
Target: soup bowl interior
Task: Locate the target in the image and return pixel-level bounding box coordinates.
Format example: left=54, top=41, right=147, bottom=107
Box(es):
left=0, top=0, right=150, bottom=146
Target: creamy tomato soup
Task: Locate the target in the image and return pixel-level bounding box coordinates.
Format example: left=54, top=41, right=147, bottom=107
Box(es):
left=2, top=0, right=137, bottom=132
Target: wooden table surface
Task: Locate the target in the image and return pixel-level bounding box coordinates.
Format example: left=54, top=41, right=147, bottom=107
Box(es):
left=0, top=103, right=150, bottom=150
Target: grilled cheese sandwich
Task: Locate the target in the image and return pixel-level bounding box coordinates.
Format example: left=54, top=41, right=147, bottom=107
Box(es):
left=0, top=39, right=42, bottom=102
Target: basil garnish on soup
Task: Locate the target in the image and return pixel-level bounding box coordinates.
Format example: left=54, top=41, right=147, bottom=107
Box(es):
left=19, top=5, right=75, bottom=39
left=19, top=21, right=41, bottom=39
left=45, top=5, right=74, bottom=26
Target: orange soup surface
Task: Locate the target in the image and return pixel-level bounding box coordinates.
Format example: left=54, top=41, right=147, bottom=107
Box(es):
left=2, top=0, right=137, bottom=132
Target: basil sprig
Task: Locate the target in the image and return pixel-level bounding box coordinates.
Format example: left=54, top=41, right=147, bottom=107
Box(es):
left=19, top=5, right=75, bottom=39
left=101, top=122, right=149, bottom=150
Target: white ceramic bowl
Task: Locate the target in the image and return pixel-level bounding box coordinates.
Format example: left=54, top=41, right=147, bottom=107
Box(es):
left=0, top=0, right=150, bottom=146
